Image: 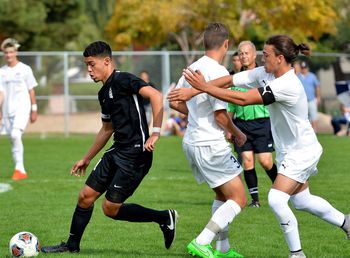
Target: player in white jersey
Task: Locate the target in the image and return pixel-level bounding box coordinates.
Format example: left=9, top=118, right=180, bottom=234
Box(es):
left=179, top=35, right=350, bottom=258
left=0, top=38, right=38, bottom=180
left=169, top=23, right=247, bottom=258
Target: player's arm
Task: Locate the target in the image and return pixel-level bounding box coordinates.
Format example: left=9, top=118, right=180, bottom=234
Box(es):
left=169, top=100, right=188, bottom=115
left=214, top=109, right=246, bottom=147
left=29, top=89, right=38, bottom=123
left=316, top=85, right=321, bottom=105
left=139, top=85, right=163, bottom=151
left=183, top=68, right=263, bottom=106
left=71, top=121, right=113, bottom=177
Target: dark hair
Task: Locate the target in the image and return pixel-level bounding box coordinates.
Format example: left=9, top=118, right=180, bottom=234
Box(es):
left=265, top=35, right=311, bottom=63
left=83, top=41, right=112, bottom=58
left=232, top=51, right=239, bottom=58
left=203, top=22, right=229, bottom=51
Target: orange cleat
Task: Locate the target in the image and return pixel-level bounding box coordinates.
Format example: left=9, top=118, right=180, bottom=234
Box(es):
left=12, top=170, right=28, bottom=181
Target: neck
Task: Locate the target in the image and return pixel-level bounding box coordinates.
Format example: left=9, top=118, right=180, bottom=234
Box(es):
left=205, top=50, right=224, bottom=64
left=102, top=67, right=115, bottom=84
left=8, top=60, right=19, bottom=67
left=274, top=64, right=292, bottom=78
left=244, top=62, right=256, bottom=70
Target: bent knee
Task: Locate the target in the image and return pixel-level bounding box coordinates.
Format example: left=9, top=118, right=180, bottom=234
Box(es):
left=77, top=190, right=95, bottom=208
left=102, top=200, right=121, bottom=218
left=268, top=189, right=287, bottom=210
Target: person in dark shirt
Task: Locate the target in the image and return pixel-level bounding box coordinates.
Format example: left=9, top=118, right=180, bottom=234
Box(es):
left=42, top=41, right=177, bottom=254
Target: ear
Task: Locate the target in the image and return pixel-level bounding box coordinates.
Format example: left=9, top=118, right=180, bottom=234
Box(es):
left=104, top=56, right=111, bottom=66
left=224, top=39, right=229, bottom=49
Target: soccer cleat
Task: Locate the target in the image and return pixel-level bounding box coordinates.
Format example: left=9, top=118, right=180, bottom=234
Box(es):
left=41, top=242, right=79, bottom=253
left=12, top=170, right=27, bottom=181
left=288, top=250, right=306, bottom=258
left=160, top=209, right=178, bottom=249
left=187, top=239, right=215, bottom=258
left=214, top=248, right=244, bottom=258
left=248, top=200, right=260, bottom=208
left=342, top=214, right=350, bottom=239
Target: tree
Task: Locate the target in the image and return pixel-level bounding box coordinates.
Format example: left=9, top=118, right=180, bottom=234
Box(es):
left=105, top=0, right=339, bottom=64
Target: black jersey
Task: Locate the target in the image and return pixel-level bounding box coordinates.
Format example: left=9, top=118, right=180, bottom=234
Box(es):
left=98, top=71, right=150, bottom=153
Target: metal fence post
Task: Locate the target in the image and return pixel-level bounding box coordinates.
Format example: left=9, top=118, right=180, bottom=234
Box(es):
left=63, top=52, right=69, bottom=137
left=161, top=49, right=171, bottom=109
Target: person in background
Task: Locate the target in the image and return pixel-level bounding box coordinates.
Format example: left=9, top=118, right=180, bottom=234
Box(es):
left=229, top=51, right=242, bottom=75
left=293, top=61, right=301, bottom=75
left=0, top=38, right=38, bottom=181
left=331, top=103, right=350, bottom=136
left=228, top=41, right=277, bottom=208
left=297, top=61, right=321, bottom=132
left=163, top=112, right=187, bottom=137
left=140, top=70, right=156, bottom=126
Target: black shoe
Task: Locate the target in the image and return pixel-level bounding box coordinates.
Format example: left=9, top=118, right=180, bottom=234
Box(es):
left=249, top=200, right=261, bottom=208
left=160, top=209, right=178, bottom=249
left=41, top=242, right=79, bottom=253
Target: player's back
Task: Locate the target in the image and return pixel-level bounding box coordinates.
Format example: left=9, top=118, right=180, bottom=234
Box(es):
left=176, top=55, right=229, bottom=146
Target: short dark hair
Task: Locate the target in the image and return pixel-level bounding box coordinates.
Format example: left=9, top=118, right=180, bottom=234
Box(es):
left=265, top=35, right=310, bottom=63
left=83, top=41, right=112, bottom=58
left=203, top=23, right=229, bottom=51
left=232, top=51, right=239, bottom=58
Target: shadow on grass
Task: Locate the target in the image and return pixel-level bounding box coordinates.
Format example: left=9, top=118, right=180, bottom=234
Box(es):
left=80, top=248, right=187, bottom=257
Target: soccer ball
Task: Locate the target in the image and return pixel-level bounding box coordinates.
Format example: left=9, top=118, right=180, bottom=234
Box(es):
left=9, top=232, right=40, bottom=257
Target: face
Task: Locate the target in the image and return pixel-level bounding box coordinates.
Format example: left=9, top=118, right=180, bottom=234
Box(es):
left=239, top=44, right=256, bottom=67
left=232, top=56, right=242, bottom=72
left=3, top=47, right=18, bottom=64
left=261, top=44, right=281, bottom=74
left=84, top=56, right=110, bottom=82
left=293, top=62, right=301, bottom=74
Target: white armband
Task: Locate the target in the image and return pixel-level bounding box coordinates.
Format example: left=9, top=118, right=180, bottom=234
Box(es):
left=152, top=127, right=161, bottom=134
left=31, top=104, right=38, bottom=112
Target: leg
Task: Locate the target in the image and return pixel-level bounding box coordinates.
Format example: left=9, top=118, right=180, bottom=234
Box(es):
left=10, top=128, right=27, bottom=180
left=241, top=151, right=259, bottom=205
left=268, top=174, right=304, bottom=255
left=41, top=185, right=101, bottom=253
left=290, top=182, right=347, bottom=235
left=256, top=152, right=277, bottom=183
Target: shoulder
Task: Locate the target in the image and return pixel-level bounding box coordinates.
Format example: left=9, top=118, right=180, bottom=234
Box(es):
left=19, top=62, right=33, bottom=73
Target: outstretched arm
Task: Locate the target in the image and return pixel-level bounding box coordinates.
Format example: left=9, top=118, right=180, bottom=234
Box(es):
left=169, top=100, right=188, bottom=115
left=183, top=68, right=263, bottom=106
left=139, top=86, right=163, bottom=151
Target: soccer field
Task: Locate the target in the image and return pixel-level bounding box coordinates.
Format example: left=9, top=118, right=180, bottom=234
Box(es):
left=0, top=135, right=349, bottom=258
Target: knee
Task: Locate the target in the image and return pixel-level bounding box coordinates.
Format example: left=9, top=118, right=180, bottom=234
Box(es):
left=102, top=200, right=121, bottom=218
left=226, top=193, right=247, bottom=209
left=268, top=189, right=286, bottom=212
left=77, top=190, right=94, bottom=208
left=260, top=159, right=272, bottom=170
left=10, top=129, right=22, bottom=142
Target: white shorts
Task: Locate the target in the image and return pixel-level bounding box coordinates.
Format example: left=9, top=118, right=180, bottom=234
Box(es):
left=1, top=112, right=29, bottom=134
left=277, top=144, right=323, bottom=183
left=307, top=99, right=318, bottom=122
left=182, top=141, right=242, bottom=188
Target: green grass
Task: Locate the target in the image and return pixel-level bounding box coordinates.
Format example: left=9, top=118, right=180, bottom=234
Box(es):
left=0, top=134, right=349, bottom=258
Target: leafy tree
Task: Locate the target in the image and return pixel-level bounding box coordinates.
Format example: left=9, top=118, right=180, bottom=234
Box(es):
left=105, top=0, right=339, bottom=64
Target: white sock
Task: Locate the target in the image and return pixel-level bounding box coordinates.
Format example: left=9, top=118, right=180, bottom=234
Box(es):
left=290, top=187, right=345, bottom=227
left=10, top=128, right=26, bottom=173
left=196, top=200, right=241, bottom=245
left=268, top=188, right=301, bottom=252
left=212, top=200, right=230, bottom=253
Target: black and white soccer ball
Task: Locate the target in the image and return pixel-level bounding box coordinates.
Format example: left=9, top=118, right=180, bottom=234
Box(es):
left=9, top=232, right=40, bottom=257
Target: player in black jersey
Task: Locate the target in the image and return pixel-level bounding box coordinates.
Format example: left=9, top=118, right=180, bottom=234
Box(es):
left=42, top=41, right=177, bottom=254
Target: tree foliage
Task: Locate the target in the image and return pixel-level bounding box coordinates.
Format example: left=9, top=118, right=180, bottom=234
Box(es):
left=105, top=0, right=339, bottom=64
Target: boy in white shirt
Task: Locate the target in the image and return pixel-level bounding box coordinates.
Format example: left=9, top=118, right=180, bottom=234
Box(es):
left=0, top=38, right=38, bottom=180
left=170, top=23, right=247, bottom=258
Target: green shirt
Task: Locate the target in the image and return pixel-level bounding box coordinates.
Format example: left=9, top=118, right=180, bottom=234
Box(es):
left=227, top=87, right=270, bottom=120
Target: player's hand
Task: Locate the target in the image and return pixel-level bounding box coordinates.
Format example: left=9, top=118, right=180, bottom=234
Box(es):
left=226, top=131, right=232, bottom=141
left=145, top=133, right=160, bottom=152
left=183, top=68, right=207, bottom=91
left=30, top=111, right=38, bottom=123
left=233, top=132, right=247, bottom=147
left=167, top=88, right=194, bottom=102
left=71, top=159, right=90, bottom=177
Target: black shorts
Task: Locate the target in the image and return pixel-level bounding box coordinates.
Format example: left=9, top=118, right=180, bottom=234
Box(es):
left=233, top=118, right=274, bottom=155
left=85, top=146, right=152, bottom=203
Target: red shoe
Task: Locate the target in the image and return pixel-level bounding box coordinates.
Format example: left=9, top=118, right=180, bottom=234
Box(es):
left=12, top=170, right=28, bottom=181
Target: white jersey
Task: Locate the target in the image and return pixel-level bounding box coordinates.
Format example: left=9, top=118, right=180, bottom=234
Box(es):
left=176, top=55, right=229, bottom=146
left=233, top=66, right=321, bottom=159
left=0, top=62, right=38, bottom=117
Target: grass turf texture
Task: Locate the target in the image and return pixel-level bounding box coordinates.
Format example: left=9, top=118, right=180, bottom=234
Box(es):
left=0, top=134, right=349, bottom=258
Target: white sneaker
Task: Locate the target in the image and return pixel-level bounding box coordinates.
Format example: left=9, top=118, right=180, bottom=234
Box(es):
left=342, top=214, right=350, bottom=239
left=289, top=250, right=306, bottom=258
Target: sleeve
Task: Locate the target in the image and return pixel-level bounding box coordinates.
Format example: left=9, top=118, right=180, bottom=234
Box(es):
left=261, top=78, right=299, bottom=106
left=25, top=67, right=38, bottom=90
left=127, top=73, right=149, bottom=94
left=175, top=76, right=186, bottom=89
left=0, top=74, right=3, bottom=92
left=98, top=93, right=111, bottom=122
left=233, top=66, right=266, bottom=89
left=313, top=73, right=320, bottom=88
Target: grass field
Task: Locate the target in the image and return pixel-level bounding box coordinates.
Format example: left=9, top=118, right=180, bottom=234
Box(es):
left=0, top=134, right=349, bottom=258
